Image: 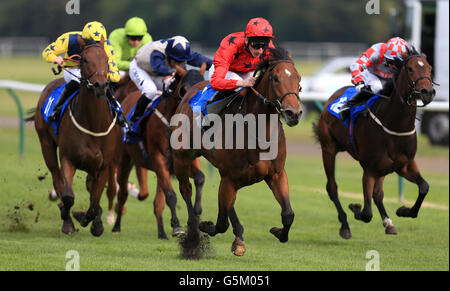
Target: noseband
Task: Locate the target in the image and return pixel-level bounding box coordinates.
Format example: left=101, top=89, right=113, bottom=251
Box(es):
left=252, top=60, right=301, bottom=113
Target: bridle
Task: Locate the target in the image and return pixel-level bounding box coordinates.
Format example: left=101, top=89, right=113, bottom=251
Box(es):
left=79, top=44, right=110, bottom=89
left=251, top=60, right=301, bottom=114
left=392, top=54, right=437, bottom=107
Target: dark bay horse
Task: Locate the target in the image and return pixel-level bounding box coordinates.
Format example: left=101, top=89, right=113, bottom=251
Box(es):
left=112, top=64, right=207, bottom=239
left=315, top=49, right=436, bottom=239
left=171, top=47, right=302, bottom=256
left=33, top=36, right=121, bottom=236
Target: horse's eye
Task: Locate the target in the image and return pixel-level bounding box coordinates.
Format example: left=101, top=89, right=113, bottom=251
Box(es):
left=408, top=67, right=413, bottom=73
left=273, top=76, right=279, bottom=82
left=83, top=59, right=88, bottom=64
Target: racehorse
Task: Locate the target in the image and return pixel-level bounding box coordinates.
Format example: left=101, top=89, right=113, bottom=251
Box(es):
left=33, top=36, right=121, bottom=236
left=315, top=48, right=436, bottom=239
left=171, top=47, right=302, bottom=256
left=112, top=64, right=207, bottom=239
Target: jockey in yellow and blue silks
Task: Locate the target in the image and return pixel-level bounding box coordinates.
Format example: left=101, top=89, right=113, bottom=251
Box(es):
left=42, top=21, right=127, bottom=128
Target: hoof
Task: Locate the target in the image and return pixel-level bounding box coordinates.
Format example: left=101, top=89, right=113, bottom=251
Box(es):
left=72, top=211, right=88, bottom=227
left=231, top=238, right=245, bottom=256
left=172, top=226, right=185, bottom=237
left=270, top=227, right=288, bottom=243
left=199, top=221, right=215, bottom=235
left=385, top=225, right=398, bottom=235
left=339, top=227, right=351, bottom=239
left=349, top=203, right=362, bottom=214
left=137, top=193, right=148, bottom=201
left=62, top=220, right=76, bottom=235
left=396, top=206, right=416, bottom=218
left=158, top=232, right=169, bottom=240
left=90, top=221, right=104, bottom=237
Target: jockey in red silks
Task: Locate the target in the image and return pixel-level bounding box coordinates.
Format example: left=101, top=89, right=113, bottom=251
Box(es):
left=340, top=37, right=409, bottom=117
left=208, top=17, right=276, bottom=101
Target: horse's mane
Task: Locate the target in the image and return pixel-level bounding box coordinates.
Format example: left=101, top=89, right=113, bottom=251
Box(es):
left=255, top=47, right=291, bottom=72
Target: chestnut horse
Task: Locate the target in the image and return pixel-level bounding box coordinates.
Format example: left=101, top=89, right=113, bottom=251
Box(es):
left=33, top=36, right=121, bottom=236
left=315, top=48, right=436, bottom=239
left=171, top=47, right=302, bottom=256
left=112, top=64, right=207, bottom=239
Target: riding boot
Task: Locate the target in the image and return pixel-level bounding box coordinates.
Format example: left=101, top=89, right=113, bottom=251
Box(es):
left=129, top=94, right=152, bottom=128
left=106, top=87, right=129, bottom=130
left=339, top=87, right=372, bottom=120
left=48, top=80, right=79, bottom=122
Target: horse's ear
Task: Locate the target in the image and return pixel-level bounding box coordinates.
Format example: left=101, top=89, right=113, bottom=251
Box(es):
left=175, top=64, right=187, bottom=77
left=99, top=35, right=105, bottom=47
left=199, top=62, right=207, bottom=76
left=77, top=35, right=86, bottom=50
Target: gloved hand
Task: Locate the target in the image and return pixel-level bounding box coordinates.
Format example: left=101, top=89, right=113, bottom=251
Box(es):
left=163, top=74, right=176, bottom=88
left=355, top=82, right=364, bottom=93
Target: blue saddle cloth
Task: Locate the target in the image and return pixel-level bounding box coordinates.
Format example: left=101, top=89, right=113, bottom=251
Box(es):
left=327, top=87, right=380, bottom=127
left=189, top=84, right=217, bottom=115
left=41, top=83, right=79, bottom=135
left=122, top=97, right=162, bottom=144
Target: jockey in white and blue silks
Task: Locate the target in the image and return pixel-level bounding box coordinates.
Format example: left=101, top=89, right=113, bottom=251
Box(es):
left=127, top=36, right=212, bottom=131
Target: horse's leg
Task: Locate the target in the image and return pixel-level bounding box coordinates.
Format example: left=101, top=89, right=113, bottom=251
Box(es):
left=106, top=166, right=117, bottom=226
left=59, top=158, right=77, bottom=234
left=136, top=167, right=150, bottom=201
left=372, top=176, right=397, bottom=235
left=189, top=157, right=205, bottom=216
left=349, top=170, right=374, bottom=223
left=320, top=142, right=351, bottom=239
left=395, top=160, right=429, bottom=218
left=265, top=169, right=294, bottom=243
left=73, top=168, right=108, bottom=236
left=153, top=153, right=183, bottom=237
left=112, top=153, right=133, bottom=233
left=153, top=182, right=168, bottom=239
left=200, top=177, right=234, bottom=245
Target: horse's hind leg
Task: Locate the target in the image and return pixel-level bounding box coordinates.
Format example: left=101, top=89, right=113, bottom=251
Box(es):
left=112, top=153, right=133, bottom=233
left=136, top=167, right=149, bottom=201
left=265, top=169, right=294, bottom=243
left=372, top=176, right=397, bottom=235
left=395, top=160, right=429, bottom=218
left=106, top=166, right=117, bottom=226
left=320, top=140, right=351, bottom=239
left=190, top=158, right=205, bottom=216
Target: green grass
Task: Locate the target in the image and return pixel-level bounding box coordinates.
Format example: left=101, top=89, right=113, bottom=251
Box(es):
left=0, top=57, right=448, bottom=271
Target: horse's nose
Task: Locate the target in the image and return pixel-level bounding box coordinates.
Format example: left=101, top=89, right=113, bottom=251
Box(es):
left=283, top=109, right=302, bottom=127
left=420, top=88, right=436, bottom=105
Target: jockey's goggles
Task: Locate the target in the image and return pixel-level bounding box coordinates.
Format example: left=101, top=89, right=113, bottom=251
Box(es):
left=248, top=37, right=270, bottom=49
left=127, top=35, right=144, bottom=41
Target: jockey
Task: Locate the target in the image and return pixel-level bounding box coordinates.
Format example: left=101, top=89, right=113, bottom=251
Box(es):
left=209, top=17, right=275, bottom=101
left=109, top=17, right=153, bottom=75
left=340, top=37, right=409, bottom=117
left=127, top=35, right=212, bottom=130
left=42, top=21, right=127, bottom=128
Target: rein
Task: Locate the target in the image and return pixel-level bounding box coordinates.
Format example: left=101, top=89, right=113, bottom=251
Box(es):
left=250, top=60, right=300, bottom=113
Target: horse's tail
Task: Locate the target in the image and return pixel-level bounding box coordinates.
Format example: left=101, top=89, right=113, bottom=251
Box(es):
left=24, top=107, right=36, bottom=123
left=312, top=120, right=320, bottom=144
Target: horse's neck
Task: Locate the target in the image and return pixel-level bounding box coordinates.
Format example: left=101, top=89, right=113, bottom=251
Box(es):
left=73, top=85, right=111, bottom=128
left=377, top=76, right=416, bottom=132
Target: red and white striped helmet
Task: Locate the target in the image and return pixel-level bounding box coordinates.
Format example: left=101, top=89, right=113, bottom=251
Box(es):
left=385, top=37, right=408, bottom=60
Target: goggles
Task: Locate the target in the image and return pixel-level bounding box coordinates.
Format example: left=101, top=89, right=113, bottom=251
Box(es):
left=127, top=35, right=144, bottom=41
left=248, top=38, right=270, bottom=49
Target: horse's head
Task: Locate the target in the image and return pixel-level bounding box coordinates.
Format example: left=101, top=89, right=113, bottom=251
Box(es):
left=398, top=48, right=436, bottom=106
left=255, top=48, right=302, bottom=127
left=172, top=63, right=206, bottom=100
left=77, top=36, right=110, bottom=98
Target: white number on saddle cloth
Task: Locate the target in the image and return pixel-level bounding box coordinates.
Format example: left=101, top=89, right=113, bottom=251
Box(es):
left=329, top=96, right=348, bottom=115
left=44, top=97, right=55, bottom=116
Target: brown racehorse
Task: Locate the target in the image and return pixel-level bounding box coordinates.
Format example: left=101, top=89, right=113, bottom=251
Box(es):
left=33, top=36, right=121, bottom=236
left=315, top=48, right=436, bottom=239
left=112, top=64, right=207, bottom=239
left=171, top=47, right=302, bottom=256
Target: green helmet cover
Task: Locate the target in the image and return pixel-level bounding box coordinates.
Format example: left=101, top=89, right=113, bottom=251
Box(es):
left=125, top=17, right=147, bottom=36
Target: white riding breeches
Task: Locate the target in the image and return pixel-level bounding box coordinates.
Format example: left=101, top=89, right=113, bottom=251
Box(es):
left=361, top=70, right=388, bottom=94
left=64, top=68, right=81, bottom=84
left=129, top=59, right=163, bottom=100
left=208, top=64, right=254, bottom=92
